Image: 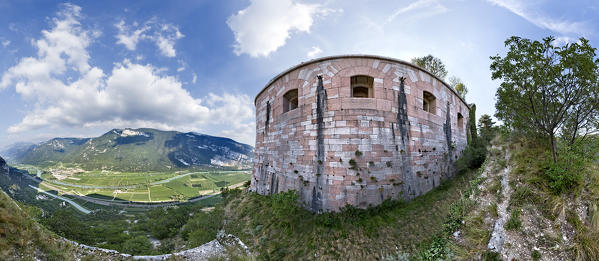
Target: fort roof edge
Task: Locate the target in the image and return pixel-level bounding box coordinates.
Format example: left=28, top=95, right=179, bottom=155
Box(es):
left=254, top=54, right=470, bottom=108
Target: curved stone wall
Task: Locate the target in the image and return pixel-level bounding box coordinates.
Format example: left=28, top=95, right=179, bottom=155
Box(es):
left=251, top=55, right=470, bottom=212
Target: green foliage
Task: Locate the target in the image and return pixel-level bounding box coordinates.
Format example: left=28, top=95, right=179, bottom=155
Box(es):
left=182, top=208, right=224, bottom=247
left=411, top=55, right=448, bottom=80
left=0, top=190, right=75, bottom=260
left=509, top=185, right=537, bottom=208
left=491, top=36, right=599, bottom=162
left=146, top=207, right=190, bottom=239
left=455, top=138, right=487, bottom=174
left=355, top=150, right=363, bottom=157
left=478, top=114, right=496, bottom=144
left=122, top=236, right=153, bottom=255
left=468, top=104, right=478, bottom=143
left=271, top=191, right=300, bottom=228
left=348, top=159, right=358, bottom=170
left=505, top=209, right=522, bottom=230
left=543, top=145, right=587, bottom=194
left=448, top=76, right=468, bottom=99
left=531, top=249, right=541, bottom=260
left=482, top=251, right=501, bottom=261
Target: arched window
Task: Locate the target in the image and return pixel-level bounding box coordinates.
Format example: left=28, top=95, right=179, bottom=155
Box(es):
left=423, top=91, right=436, bottom=114
left=457, top=113, right=464, bottom=128
left=283, top=89, right=298, bottom=113
left=351, top=75, right=374, bottom=98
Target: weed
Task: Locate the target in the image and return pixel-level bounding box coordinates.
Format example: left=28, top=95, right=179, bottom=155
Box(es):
left=509, top=185, right=536, bottom=208
left=505, top=209, right=522, bottom=230
left=349, top=159, right=358, bottom=170
left=531, top=249, right=541, bottom=260
left=481, top=251, right=501, bottom=261
left=487, top=203, right=498, bottom=218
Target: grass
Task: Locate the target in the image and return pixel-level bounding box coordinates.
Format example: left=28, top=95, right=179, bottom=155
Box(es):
left=223, top=165, right=484, bottom=260
left=0, top=189, right=77, bottom=260
left=505, top=209, right=522, bottom=230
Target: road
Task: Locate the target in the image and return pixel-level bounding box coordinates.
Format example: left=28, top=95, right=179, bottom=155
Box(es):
left=28, top=185, right=91, bottom=214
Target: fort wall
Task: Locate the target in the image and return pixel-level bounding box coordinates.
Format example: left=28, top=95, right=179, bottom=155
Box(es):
left=251, top=55, right=470, bottom=212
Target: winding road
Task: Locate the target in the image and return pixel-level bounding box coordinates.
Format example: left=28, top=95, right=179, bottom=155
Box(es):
left=28, top=184, right=91, bottom=214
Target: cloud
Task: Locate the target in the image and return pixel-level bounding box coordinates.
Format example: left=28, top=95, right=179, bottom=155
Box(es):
left=387, top=0, right=448, bottom=23
left=115, top=20, right=150, bottom=50
left=1, top=40, right=9, bottom=47
left=487, top=0, right=587, bottom=35
left=227, top=0, right=324, bottom=57
left=114, top=18, right=184, bottom=57
left=0, top=4, right=255, bottom=144
left=192, top=73, right=197, bottom=84
left=306, top=46, right=322, bottom=58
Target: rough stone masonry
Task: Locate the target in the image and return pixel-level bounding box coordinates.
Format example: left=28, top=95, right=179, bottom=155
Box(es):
left=251, top=55, right=470, bottom=212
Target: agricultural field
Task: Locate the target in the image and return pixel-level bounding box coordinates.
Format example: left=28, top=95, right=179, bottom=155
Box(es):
left=16, top=164, right=250, bottom=202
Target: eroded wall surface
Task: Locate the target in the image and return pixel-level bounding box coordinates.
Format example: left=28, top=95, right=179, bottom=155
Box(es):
left=252, top=56, right=470, bottom=212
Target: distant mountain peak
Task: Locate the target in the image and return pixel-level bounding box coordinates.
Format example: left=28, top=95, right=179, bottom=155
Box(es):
left=7, top=128, right=254, bottom=171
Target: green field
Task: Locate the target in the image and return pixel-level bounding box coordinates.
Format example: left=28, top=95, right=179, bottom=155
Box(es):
left=18, top=164, right=250, bottom=202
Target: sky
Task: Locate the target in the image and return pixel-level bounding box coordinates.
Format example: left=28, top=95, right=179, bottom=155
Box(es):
left=0, top=0, right=597, bottom=149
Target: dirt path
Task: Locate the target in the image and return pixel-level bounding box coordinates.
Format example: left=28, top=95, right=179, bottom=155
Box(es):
left=487, top=149, right=512, bottom=252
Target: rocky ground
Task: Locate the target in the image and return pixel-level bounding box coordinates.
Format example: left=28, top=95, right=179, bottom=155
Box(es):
left=453, top=140, right=577, bottom=260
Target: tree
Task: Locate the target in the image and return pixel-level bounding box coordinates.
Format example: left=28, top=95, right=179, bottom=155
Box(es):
left=490, top=36, right=599, bottom=162
left=478, top=114, right=496, bottom=143
left=411, top=55, right=448, bottom=80
left=448, top=76, right=468, bottom=99
left=122, top=235, right=152, bottom=255
left=468, top=104, right=478, bottom=143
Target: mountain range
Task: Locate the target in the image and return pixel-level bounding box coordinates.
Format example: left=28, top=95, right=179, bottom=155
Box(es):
left=1, top=128, right=253, bottom=171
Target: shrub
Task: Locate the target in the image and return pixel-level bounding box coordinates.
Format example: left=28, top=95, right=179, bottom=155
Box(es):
left=482, top=251, right=501, bottom=261
left=271, top=191, right=300, bottom=228
left=349, top=159, right=358, bottom=170
left=122, top=236, right=152, bottom=255
left=455, top=139, right=487, bottom=174
left=181, top=208, right=224, bottom=247
left=543, top=146, right=586, bottom=194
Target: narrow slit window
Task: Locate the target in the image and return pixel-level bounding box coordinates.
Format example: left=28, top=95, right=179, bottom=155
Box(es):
left=283, top=89, right=298, bottom=113
left=351, top=75, right=374, bottom=98
left=457, top=113, right=464, bottom=128
left=423, top=91, right=436, bottom=114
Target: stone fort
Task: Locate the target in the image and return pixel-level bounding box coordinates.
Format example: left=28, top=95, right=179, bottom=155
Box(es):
left=251, top=55, right=470, bottom=212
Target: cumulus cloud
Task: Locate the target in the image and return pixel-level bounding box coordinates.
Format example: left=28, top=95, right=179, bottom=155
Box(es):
left=306, top=46, right=322, bottom=58
left=487, top=0, right=588, bottom=35
left=0, top=4, right=255, bottom=144
left=227, top=0, right=324, bottom=57
left=1, top=40, right=10, bottom=47
left=114, top=18, right=184, bottom=57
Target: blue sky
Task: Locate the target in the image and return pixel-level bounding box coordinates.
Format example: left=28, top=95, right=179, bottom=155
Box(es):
left=0, top=0, right=597, bottom=148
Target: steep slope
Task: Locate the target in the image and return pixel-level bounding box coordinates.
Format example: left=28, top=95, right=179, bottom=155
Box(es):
left=0, top=156, right=76, bottom=260
left=451, top=137, right=599, bottom=260
left=8, top=128, right=254, bottom=171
